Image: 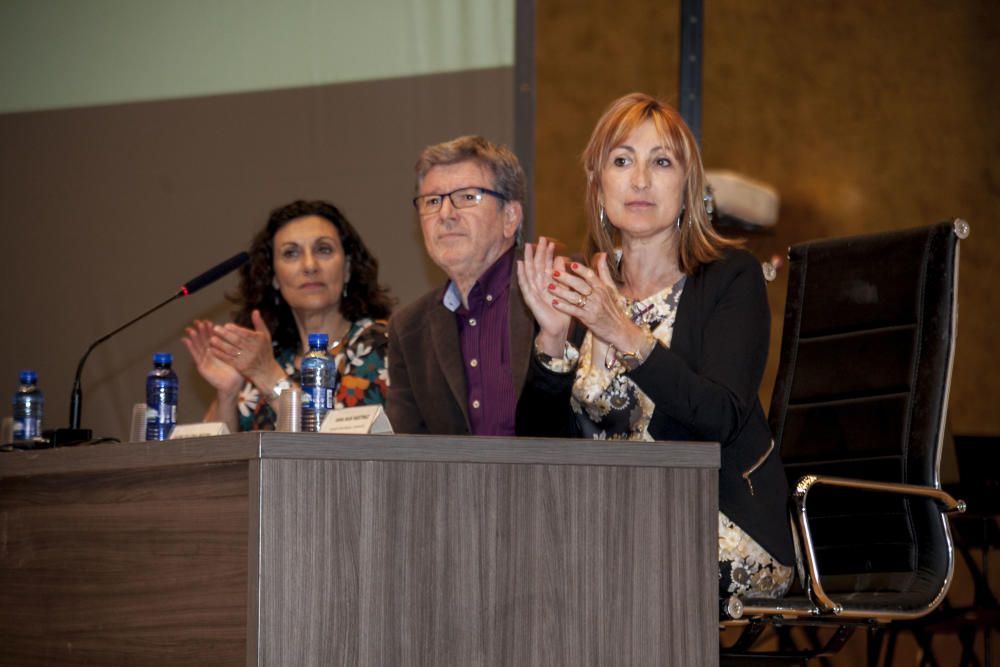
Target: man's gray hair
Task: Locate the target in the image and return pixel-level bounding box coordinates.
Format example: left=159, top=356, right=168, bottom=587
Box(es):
left=415, top=135, right=526, bottom=205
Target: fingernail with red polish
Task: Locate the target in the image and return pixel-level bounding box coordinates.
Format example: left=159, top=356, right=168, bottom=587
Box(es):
left=571, top=262, right=579, bottom=270
left=552, top=299, right=559, bottom=306
left=553, top=270, right=560, bottom=277
left=547, top=283, right=555, bottom=290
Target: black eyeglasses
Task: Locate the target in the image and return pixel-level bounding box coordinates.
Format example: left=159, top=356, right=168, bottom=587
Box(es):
left=412, top=187, right=507, bottom=215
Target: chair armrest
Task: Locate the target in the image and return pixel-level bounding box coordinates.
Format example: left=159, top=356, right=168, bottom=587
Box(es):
left=791, top=474, right=965, bottom=614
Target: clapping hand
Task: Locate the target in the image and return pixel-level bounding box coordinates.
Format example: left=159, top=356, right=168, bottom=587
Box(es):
left=183, top=319, right=244, bottom=396
left=208, top=310, right=277, bottom=388
left=544, top=251, right=648, bottom=356
left=517, top=237, right=573, bottom=356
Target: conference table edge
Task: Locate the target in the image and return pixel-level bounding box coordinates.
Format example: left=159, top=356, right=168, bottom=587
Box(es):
left=0, top=433, right=720, bottom=479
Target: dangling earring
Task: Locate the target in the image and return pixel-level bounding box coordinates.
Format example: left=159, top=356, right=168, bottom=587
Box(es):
left=342, top=280, right=349, bottom=298
left=675, top=206, right=686, bottom=229
left=272, top=277, right=281, bottom=306
left=599, top=205, right=609, bottom=236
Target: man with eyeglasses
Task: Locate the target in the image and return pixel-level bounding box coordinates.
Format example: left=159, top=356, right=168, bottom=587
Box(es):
left=386, top=135, right=533, bottom=435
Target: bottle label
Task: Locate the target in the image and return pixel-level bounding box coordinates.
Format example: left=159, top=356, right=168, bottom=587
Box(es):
left=146, top=409, right=176, bottom=440
left=146, top=405, right=177, bottom=422
left=13, top=389, right=43, bottom=440
left=302, top=387, right=333, bottom=412
left=12, top=417, right=42, bottom=440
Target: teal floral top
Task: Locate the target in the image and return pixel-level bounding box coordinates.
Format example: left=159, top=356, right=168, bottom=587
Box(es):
left=236, top=318, right=389, bottom=432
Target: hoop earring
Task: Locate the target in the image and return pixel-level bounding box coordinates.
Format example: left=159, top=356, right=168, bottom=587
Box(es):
left=675, top=206, right=686, bottom=229
left=600, top=205, right=610, bottom=236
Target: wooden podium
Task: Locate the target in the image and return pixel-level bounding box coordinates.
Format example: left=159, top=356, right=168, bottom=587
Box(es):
left=0, top=433, right=719, bottom=666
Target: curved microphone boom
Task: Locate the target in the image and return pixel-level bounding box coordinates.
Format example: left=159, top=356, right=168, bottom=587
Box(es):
left=57, top=251, right=249, bottom=445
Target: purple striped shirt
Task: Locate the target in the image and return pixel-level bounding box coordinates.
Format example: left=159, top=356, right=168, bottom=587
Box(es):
left=442, top=247, right=517, bottom=436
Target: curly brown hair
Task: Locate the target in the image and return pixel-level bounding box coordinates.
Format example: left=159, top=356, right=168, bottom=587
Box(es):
left=230, top=200, right=394, bottom=353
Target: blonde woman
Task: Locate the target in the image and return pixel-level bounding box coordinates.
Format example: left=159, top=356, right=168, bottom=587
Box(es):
left=516, top=93, right=794, bottom=599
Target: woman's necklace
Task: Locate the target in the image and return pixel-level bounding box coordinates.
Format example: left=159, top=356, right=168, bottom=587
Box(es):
left=327, top=320, right=352, bottom=354
left=619, top=253, right=683, bottom=304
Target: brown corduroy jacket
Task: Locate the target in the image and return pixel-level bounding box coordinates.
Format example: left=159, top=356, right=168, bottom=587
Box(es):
left=386, top=255, right=534, bottom=435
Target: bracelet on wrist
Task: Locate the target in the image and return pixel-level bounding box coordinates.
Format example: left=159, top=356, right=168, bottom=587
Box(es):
left=268, top=376, right=292, bottom=401
left=605, top=327, right=656, bottom=371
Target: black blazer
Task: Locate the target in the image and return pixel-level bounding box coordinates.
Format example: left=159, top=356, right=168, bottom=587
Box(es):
left=516, top=248, right=795, bottom=565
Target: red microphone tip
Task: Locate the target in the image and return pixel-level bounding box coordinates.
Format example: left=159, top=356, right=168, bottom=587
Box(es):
left=180, top=286, right=189, bottom=296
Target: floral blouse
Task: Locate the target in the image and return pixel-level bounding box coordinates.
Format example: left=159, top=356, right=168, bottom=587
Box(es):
left=236, top=318, right=389, bottom=432
left=570, top=277, right=686, bottom=441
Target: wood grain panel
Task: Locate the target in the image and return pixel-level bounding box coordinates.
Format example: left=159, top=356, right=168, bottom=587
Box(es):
left=246, top=458, right=261, bottom=666
left=0, top=436, right=260, bottom=478
left=257, top=459, right=363, bottom=664
left=257, top=458, right=717, bottom=666
left=0, top=462, right=250, bottom=666
left=0, top=436, right=718, bottom=665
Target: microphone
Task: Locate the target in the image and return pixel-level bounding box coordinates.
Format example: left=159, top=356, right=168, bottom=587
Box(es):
left=179, top=251, right=250, bottom=297
left=54, top=251, right=249, bottom=446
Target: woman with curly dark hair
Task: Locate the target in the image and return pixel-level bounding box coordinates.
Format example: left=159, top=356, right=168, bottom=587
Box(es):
left=183, top=200, right=394, bottom=432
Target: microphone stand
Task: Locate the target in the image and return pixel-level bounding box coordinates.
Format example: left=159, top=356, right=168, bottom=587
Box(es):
left=56, top=292, right=184, bottom=446
left=53, top=250, right=249, bottom=446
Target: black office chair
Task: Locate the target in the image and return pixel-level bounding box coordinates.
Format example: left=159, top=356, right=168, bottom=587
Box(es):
left=876, top=434, right=1000, bottom=666
left=721, top=220, right=969, bottom=665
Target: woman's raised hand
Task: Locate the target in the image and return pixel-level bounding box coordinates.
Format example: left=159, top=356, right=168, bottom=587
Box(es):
left=548, top=252, right=642, bottom=352
left=208, top=309, right=281, bottom=389
left=517, top=237, right=573, bottom=356
left=183, top=319, right=244, bottom=396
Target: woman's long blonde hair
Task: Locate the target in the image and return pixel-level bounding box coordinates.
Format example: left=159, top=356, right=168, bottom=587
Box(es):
left=582, top=92, right=737, bottom=280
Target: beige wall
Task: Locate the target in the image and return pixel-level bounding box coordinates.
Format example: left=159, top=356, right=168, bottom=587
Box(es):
left=535, top=0, right=1000, bottom=435
left=0, top=70, right=513, bottom=441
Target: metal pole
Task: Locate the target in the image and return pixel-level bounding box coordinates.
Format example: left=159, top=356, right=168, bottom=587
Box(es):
left=678, top=0, right=704, bottom=146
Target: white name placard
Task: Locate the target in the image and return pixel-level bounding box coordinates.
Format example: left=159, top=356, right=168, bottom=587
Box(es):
left=169, top=422, right=231, bottom=439
left=320, top=405, right=394, bottom=434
